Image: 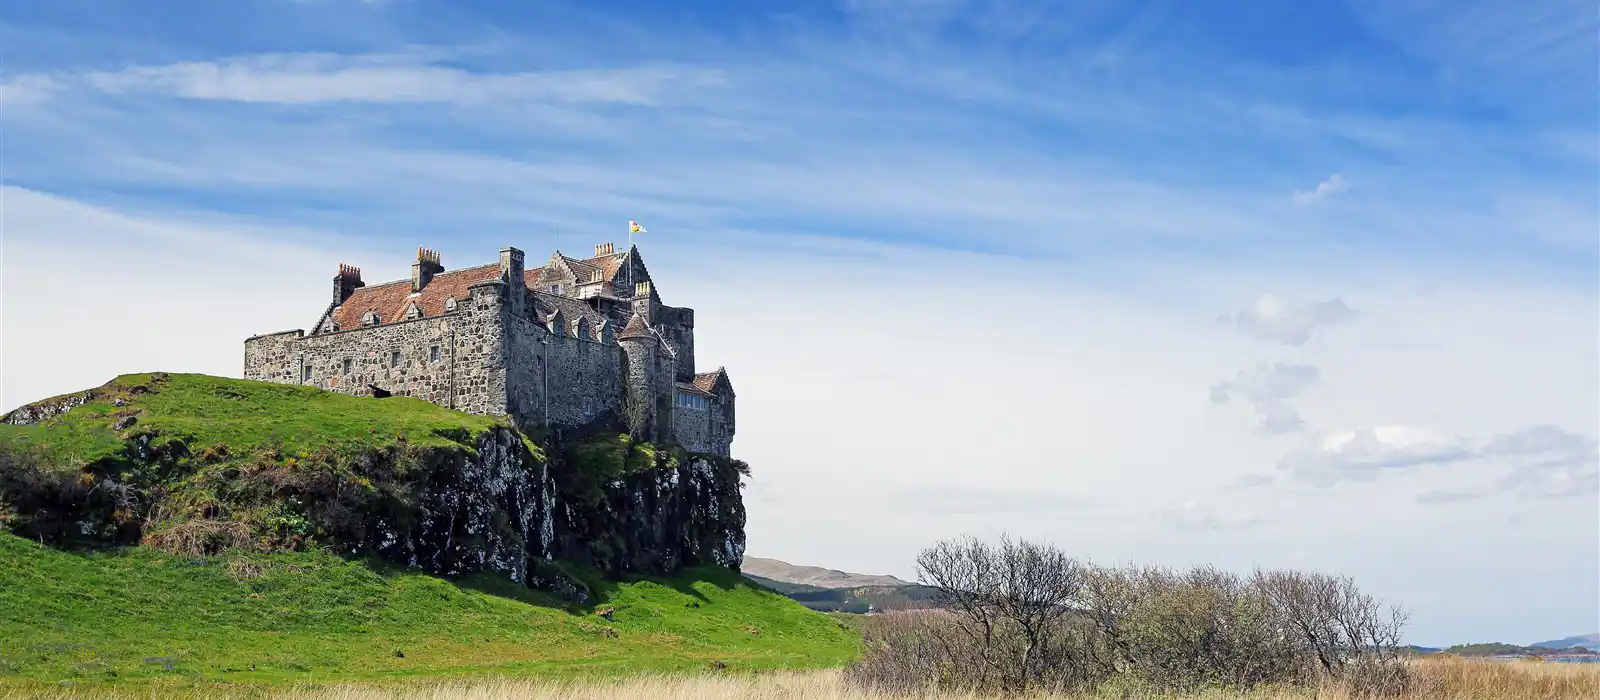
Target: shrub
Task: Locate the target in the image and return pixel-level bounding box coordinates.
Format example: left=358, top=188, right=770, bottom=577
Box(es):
left=847, top=534, right=1414, bottom=697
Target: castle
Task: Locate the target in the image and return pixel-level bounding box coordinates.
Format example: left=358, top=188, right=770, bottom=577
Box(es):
left=243, top=243, right=734, bottom=456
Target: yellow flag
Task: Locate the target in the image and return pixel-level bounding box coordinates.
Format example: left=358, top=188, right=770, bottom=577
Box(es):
left=629, top=220, right=647, bottom=234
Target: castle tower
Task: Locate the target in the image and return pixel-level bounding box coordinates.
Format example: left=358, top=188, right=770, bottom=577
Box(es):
left=616, top=312, right=662, bottom=440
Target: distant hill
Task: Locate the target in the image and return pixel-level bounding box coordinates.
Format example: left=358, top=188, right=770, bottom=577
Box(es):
left=744, top=573, right=941, bottom=614
left=1441, top=642, right=1600, bottom=658
left=741, top=556, right=913, bottom=589
left=1531, top=633, right=1600, bottom=650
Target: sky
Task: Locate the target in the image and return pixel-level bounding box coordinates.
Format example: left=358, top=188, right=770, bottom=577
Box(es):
left=2, top=0, right=1597, bottom=647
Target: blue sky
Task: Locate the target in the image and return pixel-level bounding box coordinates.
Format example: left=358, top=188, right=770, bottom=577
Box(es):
left=2, top=0, right=1597, bottom=647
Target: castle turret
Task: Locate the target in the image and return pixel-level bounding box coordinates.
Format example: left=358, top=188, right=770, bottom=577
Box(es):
left=617, top=312, right=663, bottom=440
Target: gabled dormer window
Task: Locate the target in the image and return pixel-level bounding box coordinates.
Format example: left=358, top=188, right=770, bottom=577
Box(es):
left=444, top=297, right=458, bottom=312
left=406, top=302, right=423, bottom=320
left=361, top=311, right=381, bottom=327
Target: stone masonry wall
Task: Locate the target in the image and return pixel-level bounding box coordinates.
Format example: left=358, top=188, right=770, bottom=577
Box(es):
left=504, top=314, right=625, bottom=432
left=672, top=401, right=713, bottom=454
left=242, top=284, right=509, bottom=417
left=656, top=305, right=695, bottom=380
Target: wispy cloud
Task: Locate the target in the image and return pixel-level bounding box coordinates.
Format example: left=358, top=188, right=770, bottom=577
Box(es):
left=1293, top=173, right=1350, bottom=205
left=1210, top=362, right=1320, bottom=435
left=1219, top=294, right=1357, bottom=346
left=1282, top=423, right=1599, bottom=499
left=34, top=54, right=726, bottom=105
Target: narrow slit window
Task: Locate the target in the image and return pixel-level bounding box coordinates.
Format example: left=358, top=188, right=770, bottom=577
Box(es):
left=430, top=346, right=441, bottom=362
left=343, top=358, right=353, bottom=375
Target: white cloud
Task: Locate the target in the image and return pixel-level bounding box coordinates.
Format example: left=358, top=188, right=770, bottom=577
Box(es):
left=1220, top=294, right=1357, bottom=346
left=1161, top=500, right=1264, bottom=533
left=1293, top=173, right=1350, bottom=204
left=0, top=75, right=61, bottom=106
left=1210, top=362, right=1320, bottom=435
left=1282, top=424, right=1598, bottom=499
left=36, top=54, right=726, bottom=106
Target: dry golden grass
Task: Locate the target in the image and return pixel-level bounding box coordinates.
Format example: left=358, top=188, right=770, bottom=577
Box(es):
left=4, top=657, right=1595, bottom=700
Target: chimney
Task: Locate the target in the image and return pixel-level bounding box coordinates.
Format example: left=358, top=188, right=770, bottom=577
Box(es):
left=499, top=246, right=526, bottom=316
left=595, top=242, right=615, bottom=256
left=411, top=248, right=444, bottom=293
left=631, top=280, right=654, bottom=323
left=334, top=263, right=364, bottom=304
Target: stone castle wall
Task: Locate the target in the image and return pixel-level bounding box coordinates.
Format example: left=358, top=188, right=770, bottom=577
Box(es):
left=243, top=282, right=509, bottom=417
left=504, top=313, right=625, bottom=432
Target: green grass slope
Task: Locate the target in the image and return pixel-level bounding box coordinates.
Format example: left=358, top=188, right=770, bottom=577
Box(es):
left=0, top=533, right=857, bottom=685
left=1, top=372, right=511, bottom=466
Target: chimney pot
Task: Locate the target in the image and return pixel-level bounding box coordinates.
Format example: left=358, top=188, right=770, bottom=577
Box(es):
left=412, top=248, right=445, bottom=292
left=335, top=263, right=365, bottom=304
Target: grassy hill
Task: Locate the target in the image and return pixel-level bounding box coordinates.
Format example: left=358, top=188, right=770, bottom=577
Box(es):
left=0, top=373, right=852, bottom=687
left=0, top=532, right=857, bottom=685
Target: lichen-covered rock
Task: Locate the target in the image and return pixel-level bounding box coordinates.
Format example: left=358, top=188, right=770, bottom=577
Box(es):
left=0, top=390, right=94, bottom=426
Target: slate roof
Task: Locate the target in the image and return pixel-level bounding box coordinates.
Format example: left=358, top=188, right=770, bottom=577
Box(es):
left=616, top=313, right=655, bottom=340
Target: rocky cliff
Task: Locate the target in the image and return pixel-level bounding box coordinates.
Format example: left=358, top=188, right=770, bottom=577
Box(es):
left=0, top=373, right=746, bottom=601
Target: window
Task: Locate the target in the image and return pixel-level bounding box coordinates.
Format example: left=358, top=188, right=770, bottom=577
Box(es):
left=550, top=284, right=562, bottom=295
left=406, top=303, right=422, bottom=320
left=390, top=350, right=401, bottom=367
left=430, top=345, right=440, bottom=362
left=676, top=392, right=708, bottom=410
left=303, top=364, right=313, bottom=381
left=343, top=358, right=354, bottom=375
left=444, top=297, right=457, bottom=312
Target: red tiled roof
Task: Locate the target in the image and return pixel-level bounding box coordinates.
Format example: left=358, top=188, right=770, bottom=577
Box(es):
left=676, top=381, right=713, bottom=396
left=692, top=370, right=722, bottom=393
left=578, top=252, right=627, bottom=282
left=331, top=264, right=501, bottom=330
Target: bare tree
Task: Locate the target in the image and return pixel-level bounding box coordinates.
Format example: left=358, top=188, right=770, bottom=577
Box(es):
left=619, top=382, right=650, bottom=440
left=914, top=534, right=1087, bottom=693
left=851, top=534, right=1414, bottom=697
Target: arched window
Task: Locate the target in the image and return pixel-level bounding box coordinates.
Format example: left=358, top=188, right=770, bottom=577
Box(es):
left=444, top=297, right=458, bottom=312
left=575, top=318, right=592, bottom=341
